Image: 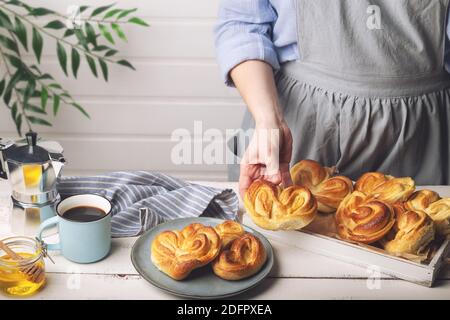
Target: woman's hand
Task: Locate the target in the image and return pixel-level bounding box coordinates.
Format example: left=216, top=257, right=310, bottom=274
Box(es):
left=239, top=119, right=293, bottom=198
left=229, top=60, right=292, bottom=198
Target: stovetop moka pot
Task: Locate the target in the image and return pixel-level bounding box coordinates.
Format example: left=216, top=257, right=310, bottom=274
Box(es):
left=0, top=131, right=66, bottom=235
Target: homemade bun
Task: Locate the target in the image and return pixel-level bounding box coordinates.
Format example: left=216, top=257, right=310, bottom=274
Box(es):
left=212, top=233, right=267, bottom=280
left=244, top=180, right=317, bottom=231
left=335, top=191, right=395, bottom=244
left=355, top=172, right=415, bottom=204
left=151, top=223, right=221, bottom=280
left=291, top=160, right=353, bottom=213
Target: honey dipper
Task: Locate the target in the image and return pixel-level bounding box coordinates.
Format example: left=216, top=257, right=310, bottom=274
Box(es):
left=0, top=240, right=45, bottom=283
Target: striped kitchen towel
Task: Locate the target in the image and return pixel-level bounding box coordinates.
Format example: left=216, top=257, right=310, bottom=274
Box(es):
left=57, top=171, right=239, bottom=237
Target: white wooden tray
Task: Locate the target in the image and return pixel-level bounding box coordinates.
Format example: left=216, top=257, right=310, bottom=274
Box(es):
left=243, top=216, right=450, bottom=287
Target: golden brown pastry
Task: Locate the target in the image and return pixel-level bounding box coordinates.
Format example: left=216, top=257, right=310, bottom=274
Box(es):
left=425, top=198, right=450, bottom=238
left=244, top=180, right=317, bottom=231
left=354, top=172, right=415, bottom=204
left=290, top=159, right=353, bottom=213
left=404, top=190, right=440, bottom=211
left=214, top=220, right=245, bottom=248
left=383, top=204, right=435, bottom=255
left=151, top=223, right=221, bottom=280
left=335, top=191, right=395, bottom=244
left=212, top=233, right=267, bottom=280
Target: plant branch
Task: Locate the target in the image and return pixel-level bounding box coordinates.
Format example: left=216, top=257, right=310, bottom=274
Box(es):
left=0, top=3, right=118, bottom=64
left=0, top=44, right=31, bottom=130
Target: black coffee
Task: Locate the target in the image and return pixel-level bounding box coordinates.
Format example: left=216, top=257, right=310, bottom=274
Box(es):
left=63, top=206, right=106, bottom=222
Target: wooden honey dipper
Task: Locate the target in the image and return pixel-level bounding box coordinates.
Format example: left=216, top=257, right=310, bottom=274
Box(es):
left=0, top=240, right=45, bottom=283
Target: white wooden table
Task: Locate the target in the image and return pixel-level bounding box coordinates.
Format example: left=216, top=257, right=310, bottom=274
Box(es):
left=0, top=180, right=449, bottom=300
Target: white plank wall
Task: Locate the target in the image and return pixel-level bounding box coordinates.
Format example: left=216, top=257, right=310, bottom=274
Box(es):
left=0, top=0, right=245, bottom=180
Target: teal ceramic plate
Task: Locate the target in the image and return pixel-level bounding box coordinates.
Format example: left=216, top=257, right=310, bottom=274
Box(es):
left=131, top=217, right=274, bottom=299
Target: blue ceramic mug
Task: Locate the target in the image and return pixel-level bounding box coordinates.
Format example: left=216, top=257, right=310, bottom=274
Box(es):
left=37, top=194, right=112, bottom=264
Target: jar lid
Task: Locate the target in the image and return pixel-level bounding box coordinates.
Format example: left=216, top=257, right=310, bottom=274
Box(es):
left=5, top=131, right=51, bottom=164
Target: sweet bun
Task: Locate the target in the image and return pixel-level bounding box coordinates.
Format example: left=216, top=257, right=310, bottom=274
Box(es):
left=355, top=172, right=415, bottom=204
left=335, top=191, right=395, bottom=244
left=425, top=199, right=450, bottom=238
left=404, top=190, right=440, bottom=211
left=383, top=204, right=435, bottom=255
left=291, top=160, right=353, bottom=213
left=215, top=220, right=246, bottom=248
left=212, top=233, right=267, bottom=280
left=244, top=180, right=317, bottom=231
left=151, top=223, right=221, bottom=280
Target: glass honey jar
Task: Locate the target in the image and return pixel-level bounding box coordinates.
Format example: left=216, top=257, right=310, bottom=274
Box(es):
left=0, top=236, right=46, bottom=297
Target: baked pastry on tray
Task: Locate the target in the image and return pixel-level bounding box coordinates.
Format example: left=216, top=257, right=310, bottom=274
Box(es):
left=383, top=203, right=435, bottom=255
left=151, top=223, right=221, bottom=280
left=335, top=191, right=395, bottom=244
left=355, top=172, right=415, bottom=204
left=212, top=233, right=267, bottom=280
left=290, top=159, right=353, bottom=213
left=244, top=180, right=317, bottom=231
left=425, top=199, right=450, bottom=238
left=405, top=190, right=441, bottom=212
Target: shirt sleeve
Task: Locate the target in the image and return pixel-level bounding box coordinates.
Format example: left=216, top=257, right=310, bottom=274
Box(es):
left=214, top=0, right=279, bottom=87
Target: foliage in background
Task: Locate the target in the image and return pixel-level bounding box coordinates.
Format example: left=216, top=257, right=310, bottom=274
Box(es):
left=0, top=0, right=148, bottom=136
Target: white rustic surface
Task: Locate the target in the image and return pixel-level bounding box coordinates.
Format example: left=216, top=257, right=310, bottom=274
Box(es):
left=0, top=0, right=244, bottom=181
left=0, top=180, right=449, bottom=300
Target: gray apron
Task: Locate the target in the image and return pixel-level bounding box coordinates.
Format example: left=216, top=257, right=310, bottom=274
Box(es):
left=230, top=0, right=450, bottom=185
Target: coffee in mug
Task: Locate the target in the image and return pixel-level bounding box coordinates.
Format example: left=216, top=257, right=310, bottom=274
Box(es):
left=37, top=194, right=112, bottom=264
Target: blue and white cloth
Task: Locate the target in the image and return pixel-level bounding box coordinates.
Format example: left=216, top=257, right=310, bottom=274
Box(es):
left=57, top=172, right=239, bottom=238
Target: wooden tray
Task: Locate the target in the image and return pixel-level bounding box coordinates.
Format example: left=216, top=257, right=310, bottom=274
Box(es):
left=242, top=216, right=450, bottom=287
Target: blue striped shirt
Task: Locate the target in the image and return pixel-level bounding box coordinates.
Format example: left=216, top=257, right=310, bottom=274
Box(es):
left=214, top=0, right=450, bottom=86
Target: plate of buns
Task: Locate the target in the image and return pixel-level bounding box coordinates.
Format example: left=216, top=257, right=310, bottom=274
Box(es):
left=131, top=217, right=273, bottom=299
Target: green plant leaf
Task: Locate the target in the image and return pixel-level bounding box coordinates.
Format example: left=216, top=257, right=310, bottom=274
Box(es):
left=14, top=113, right=22, bottom=136
left=71, top=102, right=90, bottom=118
left=44, top=20, right=65, bottom=30
left=3, top=88, right=11, bottom=105
left=104, top=49, right=118, bottom=57
left=23, top=79, right=36, bottom=104
left=11, top=101, right=17, bottom=120
left=74, top=29, right=88, bottom=50
left=48, top=83, right=62, bottom=89
left=85, top=22, right=97, bottom=46
left=27, top=116, right=51, bottom=126
left=111, top=23, right=127, bottom=41
left=99, top=59, right=108, bottom=81
left=98, top=24, right=115, bottom=44
left=85, top=54, right=98, bottom=77
left=128, top=17, right=149, bottom=27
left=0, top=35, right=19, bottom=53
left=93, top=45, right=110, bottom=52
left=25, top=104, right=47, bottom=115
left=0, top=79, right=5, bottom=96
left=5, top=53, right=22, bottom=68
left=56, top=42, right=68, bottom=76
left=117, top=8, right=137, bottom=20
left=14, top=17, right=27, bottom=50
left=71, top=47, right=80, bottom=78
left=117, top=59, right=135, bottom=70
left=90, top=3, right=115, bottom=18
left=52, top=95, right=60, bottom=116
left=104, top=8, right=122, bottom=19
left=40, top=87, right=48, bottom=110
left=0, top=10, right=13, bottom=30
left=79, top=6, right=89, bottom=13
left=32, top=27, right=43, bottom=63
left=29, top=7, right=55, bottom=16
left=63, top=29, right=75, bottom=38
